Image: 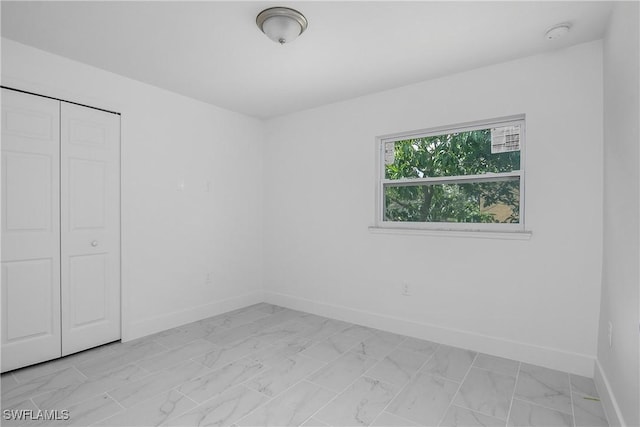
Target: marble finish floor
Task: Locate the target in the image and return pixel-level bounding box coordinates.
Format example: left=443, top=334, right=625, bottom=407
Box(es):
left=1, top=303, right=609, bottom=427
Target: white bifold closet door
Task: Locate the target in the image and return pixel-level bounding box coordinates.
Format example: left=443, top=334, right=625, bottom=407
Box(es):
left=1, top=90, right=62, bottom=371
left=60, top=102, right=121, bottom=357
left=1, top=89, right=121, bottom=372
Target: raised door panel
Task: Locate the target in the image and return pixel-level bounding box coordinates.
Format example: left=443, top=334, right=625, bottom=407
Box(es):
left=60, top=102, right=120, bottom=356
left=1, top=89, right=61, bottom=372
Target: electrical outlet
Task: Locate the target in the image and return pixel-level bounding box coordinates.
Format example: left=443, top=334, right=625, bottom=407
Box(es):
left=608, top=321, right=613, bottom=348
left=402, top=282, right=411, bottom=296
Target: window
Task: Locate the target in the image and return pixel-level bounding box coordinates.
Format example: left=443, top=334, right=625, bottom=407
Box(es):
left=377, top=116, right=525, bottom=232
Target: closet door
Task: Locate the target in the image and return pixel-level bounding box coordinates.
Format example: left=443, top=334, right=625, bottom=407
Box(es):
left=60, top=102, right=120, bottom=356
left=1, top=89, right=62, bottom=372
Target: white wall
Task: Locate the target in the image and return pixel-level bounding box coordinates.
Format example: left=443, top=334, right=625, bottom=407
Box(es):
left=263, top=41, right=604, bottom=376
left=597, top=2, right=640, bottom=426
left=1, top=39, right=265, bottom=340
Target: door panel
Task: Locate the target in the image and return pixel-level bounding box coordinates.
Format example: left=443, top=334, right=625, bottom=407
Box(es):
left=1, top=89, right=61, bottom=372
left=69, top=158, right=107, bottom=229
left=61, top=102, right=120, bottom=356
left=4, top=259, right=55, bottom=340
left=68, top=254, right=107, bottom=327
left=5, top=152, right=53, bottom=231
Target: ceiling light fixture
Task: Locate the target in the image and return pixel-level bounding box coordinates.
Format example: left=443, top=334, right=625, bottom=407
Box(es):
left=545, top=23, right=571, bottom=40
left=256, top=7, right=308, bottom=45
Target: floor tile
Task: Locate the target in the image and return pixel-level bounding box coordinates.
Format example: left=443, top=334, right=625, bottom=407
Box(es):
left=150, top=323, right=208, bottom=349
left=514, top=364, right=572, bottom=415
left=366, top=347, right=430, bottom=386
left=508, top=399, right=573, bottom=427
left=216, top=308, right=272, bottom=330
left=301, top=416, right=330, bottom=426
left=235, top=381, right=336, bottom=427
left=340, top=325, right=375, bottom=341
left=570, top=374, right=599, bottom=398
left=301, top=333, right=360, bottom=363
left=194, top=337, right=269, bottom=371
left=420, top=345, right=476, bottom=382
left=572, top=393, right=608, bottom=427
left=251, top=320, right=311, bottom=344
left=137, top=339, right=217, bottom=373
left=109, top=360, right=210, bottom=408
left=252, top=309, right=307, bottom=329
left=295, top=312, right=334, bottom=327
left=197, top=316, right=232, bottom=337
left=398, top=337, right=439, bottom=356
left=11, top=344, right=117, bottom=384
left=440, top=405, right=506, bottom=427
left=177, top=357, right=265, bottom=404
left=76, top=340, right=166, bottom=378
left=245, top=353, right=324, bottom=397
left=1, top=373, right=18, bottom=390
left=371, top=411, right=420, bottom=426
left=31, top=393, right=123, bottom=427
left=250, top=336, right=316, bottom=366
left=473, top=354, right=519, bottom=378
left=33, top=363, right=149, bottom=409
left=165, top=385, right=268, bottom=427
left=315, top=376, right=399, bottom=426
left=307, top=351, right=377, bottom=393
left=1, top=366, right=86, bottom=408
left=0, top=305, right=610, bottom=427
left=95, top=389, right=196, bottom=426
left=454, top=367, right=516, bottom=420
left=352, top=332, right=405, bottom=360
left=2, top=400, right=42, bottom=426
left=296, top=318, right=351, bottom=343
left=253, top=303, right=288, bottom=315
left=387, top=372, right=459, bottom=425
left=205, top=322, right=264, bottom=347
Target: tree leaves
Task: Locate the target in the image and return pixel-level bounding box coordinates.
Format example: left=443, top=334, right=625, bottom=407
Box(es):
left=384, top=130, right=520, bottom=223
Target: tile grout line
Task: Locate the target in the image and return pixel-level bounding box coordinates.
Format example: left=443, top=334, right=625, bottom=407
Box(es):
left=505, top=361, right=522, bottom=426
left=157, top=387, right=202, bottom=425
left=373, top=343, right=441, bottom=425
left=105, top=391, right=126, bottom=411
left=511, top=397, right=578, bottom=420
left=569, top=373, right=577, bottom=427
left=230, top=319, right=361, bottom=425
left=300, top=349, right=396, bottom=426
left=446, top=358, right=521, bottom=423
left=436, top=351, right=479, bottom=427
left=372, top=410, right=422, bottom=427
left=86, top=392, right=127, bottom=427
left=29, top=397, right=41, bottom=411
left=231, top=376, right=319, bottom=426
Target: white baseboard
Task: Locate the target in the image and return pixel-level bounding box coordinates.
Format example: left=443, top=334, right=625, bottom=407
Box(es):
left=123, top=291, right=264, bottom=341
left=594, top=358, right=626, bottom=427
left=265, top=292, right=596, bottom=377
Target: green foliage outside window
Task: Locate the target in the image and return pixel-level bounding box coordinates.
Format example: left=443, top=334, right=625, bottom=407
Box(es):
left=384, top=129, right=520, bottom=223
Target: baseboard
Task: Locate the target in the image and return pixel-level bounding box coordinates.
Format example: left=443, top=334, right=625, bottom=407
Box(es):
left=265, top=291, right=596, bottom=377
left=594, top=358, right=626, bottom=427
left=123, top=291, right=264, bottom=341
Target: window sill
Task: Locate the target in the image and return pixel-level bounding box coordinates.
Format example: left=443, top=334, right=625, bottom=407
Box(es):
left=368, top=226, right=532, bottom=240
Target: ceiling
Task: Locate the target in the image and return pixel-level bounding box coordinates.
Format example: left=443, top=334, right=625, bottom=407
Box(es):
left=1, top=1, right=613, bottom=119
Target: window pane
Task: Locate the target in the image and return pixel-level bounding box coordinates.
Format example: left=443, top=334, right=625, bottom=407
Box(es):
left=384, top=128, right=520, bottom=180
left=384, top=180, right=520, bottom=223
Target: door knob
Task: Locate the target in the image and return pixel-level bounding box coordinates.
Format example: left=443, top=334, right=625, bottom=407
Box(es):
left=91, top=240, right=98, bottom=247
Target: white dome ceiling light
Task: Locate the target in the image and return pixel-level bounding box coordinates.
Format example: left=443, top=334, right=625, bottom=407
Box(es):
left=545, top=23, right=571, bottom=40
left=256, top=7, right=308, bottom=45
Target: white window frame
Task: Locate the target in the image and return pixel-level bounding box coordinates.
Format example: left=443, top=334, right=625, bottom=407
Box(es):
left=375, top=115, right=526, bottom=233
